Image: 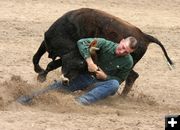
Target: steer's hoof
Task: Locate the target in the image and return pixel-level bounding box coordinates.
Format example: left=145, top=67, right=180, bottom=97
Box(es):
left=37, top=72, right=47, bottom=82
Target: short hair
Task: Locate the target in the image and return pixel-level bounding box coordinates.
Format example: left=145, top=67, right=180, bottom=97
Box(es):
left=126, top=36, right=138, bottom=50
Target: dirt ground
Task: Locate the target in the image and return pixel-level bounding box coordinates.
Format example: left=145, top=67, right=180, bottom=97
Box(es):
left=0, top=0, right=180, bottom=129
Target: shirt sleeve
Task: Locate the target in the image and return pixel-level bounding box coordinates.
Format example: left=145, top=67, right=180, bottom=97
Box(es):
left=77, top=38, right=107, bottom=59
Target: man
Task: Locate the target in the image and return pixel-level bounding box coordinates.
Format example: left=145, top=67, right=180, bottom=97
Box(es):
left=61, top=37, right=137, bottom=105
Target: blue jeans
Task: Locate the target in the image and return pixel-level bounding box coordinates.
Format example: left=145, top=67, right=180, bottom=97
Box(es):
left=59, top=73, right=120, bottom=104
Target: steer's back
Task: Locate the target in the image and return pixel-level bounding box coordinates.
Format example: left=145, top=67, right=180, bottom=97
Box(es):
left=68, top=8, right=149, bottom=65
left=45, top=8, right=150, bottom=65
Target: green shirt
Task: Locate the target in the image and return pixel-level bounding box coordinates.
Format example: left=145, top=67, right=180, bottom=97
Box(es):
left=77, top=38, right=133, bottom=84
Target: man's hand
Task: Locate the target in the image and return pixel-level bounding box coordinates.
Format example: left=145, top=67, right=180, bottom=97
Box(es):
left=95, top=68, right=107, bottom=80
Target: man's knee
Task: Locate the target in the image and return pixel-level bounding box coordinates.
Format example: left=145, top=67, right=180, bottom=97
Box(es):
left=109, top=79, right=119, bottom=92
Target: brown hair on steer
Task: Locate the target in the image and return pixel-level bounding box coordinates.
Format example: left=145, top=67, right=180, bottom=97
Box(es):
left=32, top=8, right=173, bottom=96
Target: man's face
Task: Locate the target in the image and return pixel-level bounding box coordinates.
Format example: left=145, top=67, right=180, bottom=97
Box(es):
left=115, top=39, right=134, bottom=56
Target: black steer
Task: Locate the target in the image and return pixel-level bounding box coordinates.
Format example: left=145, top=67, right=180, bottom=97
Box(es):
left=33, top=8, right=173, bottom=96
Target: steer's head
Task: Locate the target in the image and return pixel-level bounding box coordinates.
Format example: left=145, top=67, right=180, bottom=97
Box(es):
left=61, top=51, right=87, bottom=85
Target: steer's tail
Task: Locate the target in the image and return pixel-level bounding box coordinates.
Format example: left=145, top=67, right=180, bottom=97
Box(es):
left=144, top=33, right=174, bottom=69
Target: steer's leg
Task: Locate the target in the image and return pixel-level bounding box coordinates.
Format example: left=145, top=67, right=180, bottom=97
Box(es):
left=37, top=59, right=62, bottom=82
left=121, top=70, right=139, bottom=97
left=33, top=40, right=46, bottom=73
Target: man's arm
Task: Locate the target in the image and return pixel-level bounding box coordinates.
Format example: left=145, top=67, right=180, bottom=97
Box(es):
left=77, top=38, right=106, bottom=58
left=77, top=38, right=106, bottom=72
left=86, top=57, right=98, bottom=72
